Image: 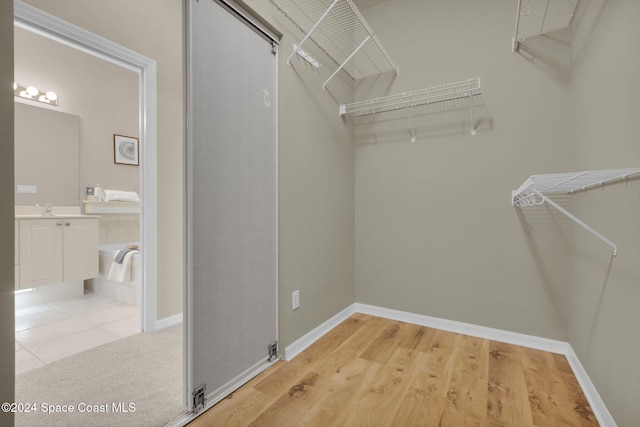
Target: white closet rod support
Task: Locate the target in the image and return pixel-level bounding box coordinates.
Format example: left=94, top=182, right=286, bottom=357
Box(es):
left=468, top=79, right=476, bottom=135
left=532, top=189, right=617, bottom=256
left=402, top=94, right=416, bottom=142
left=323, top=35, right=370, bottom=90
left=286, top=0, right=339, bottom=66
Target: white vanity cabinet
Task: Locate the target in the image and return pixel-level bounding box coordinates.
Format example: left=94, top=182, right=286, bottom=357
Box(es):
left=17, top=217, right=99, bottom=289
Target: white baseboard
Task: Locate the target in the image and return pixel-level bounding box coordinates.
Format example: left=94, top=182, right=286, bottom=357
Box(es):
left=284, top=302, right=615, bottom=427
left=565, top=346, right=617, bottom=427
left=355, top=303, right=570, bottom=354
left=284, top=304, right=356, bottom=360
left=155, top=312, right=183, bottom=331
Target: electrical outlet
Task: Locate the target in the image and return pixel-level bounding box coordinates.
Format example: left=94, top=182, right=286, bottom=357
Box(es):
left=292, top=290, right=300, bottom=310
left=17, top=184, right=37, bottom=194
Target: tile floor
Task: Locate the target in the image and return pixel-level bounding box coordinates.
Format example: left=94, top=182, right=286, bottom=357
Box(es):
left=15, top=292, right=140, bottom=375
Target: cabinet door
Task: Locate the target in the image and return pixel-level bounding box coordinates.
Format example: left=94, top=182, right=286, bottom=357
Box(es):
left=19, top=219, right=63, bottom=288
left=63, top=218, right=99, bottom=282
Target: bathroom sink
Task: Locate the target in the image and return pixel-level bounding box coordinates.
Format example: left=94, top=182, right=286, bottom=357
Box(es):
left=15, top=205, right=90, bottom=218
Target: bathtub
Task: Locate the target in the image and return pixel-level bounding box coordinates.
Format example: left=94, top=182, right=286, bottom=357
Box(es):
left=98, top=242, right=141, bottom=258
left=85, top=242, right=141, bottom=307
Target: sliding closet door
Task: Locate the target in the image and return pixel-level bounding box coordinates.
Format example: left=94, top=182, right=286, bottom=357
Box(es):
left=185, top=0, right=278, bottom=412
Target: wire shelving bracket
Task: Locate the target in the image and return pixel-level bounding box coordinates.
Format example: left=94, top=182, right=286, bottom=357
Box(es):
left=269, top=0, right=399, bottom=88
left=512, top=168, right=640, bottom=256
left=339, top=78, right=481, bottom=141
left=512, top=0, right=580, bottom=52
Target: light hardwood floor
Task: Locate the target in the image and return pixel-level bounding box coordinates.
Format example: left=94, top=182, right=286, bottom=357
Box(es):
left=189, top=313, right=599, bottom=426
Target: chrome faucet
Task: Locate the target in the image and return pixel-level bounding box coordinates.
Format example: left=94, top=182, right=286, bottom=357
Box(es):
left=43, top=203, right=54, bottom=216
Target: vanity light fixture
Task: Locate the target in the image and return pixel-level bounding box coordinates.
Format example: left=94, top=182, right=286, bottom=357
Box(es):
left=13, top=82, right=58, bottom=106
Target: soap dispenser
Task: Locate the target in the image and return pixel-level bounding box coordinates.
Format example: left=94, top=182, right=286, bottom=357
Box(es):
left=94, top=184, right=103, bottom=201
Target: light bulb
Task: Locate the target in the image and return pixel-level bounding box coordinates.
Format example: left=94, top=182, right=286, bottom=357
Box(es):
left=19, top=90, right=31, bottom=98
left=26, top=86, right=39, bottom=96
left=39, top=95, right=50, bottom=103
left=45, top=91, right=57, bottom=101
left=13, top=82, right=17, bottom=90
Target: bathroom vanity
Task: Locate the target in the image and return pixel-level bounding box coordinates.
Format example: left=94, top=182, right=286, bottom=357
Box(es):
left=15, top=206, right=99, bottom=289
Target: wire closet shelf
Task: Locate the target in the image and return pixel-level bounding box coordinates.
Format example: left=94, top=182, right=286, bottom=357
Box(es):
left=512, top=168, right=640, bottom=256
left=269, top=0, right=398, bottom=87
left=512, top=0, right=580, bottom=52
left=340, top=78, right=481, bottom=141
left=340, top=78, right=481, bottom=117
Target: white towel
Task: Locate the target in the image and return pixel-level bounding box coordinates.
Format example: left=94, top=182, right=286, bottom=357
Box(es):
left=108, top=249, right=140, bottom=283
left=102, top=189, right=140, bottom=202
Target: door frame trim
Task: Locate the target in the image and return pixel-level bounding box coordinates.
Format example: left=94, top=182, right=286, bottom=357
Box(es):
left=14, top=0, right=159, bottom=331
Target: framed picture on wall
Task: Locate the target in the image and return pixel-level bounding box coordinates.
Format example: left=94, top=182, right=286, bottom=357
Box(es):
left=114, top=134, right=139, bottom=166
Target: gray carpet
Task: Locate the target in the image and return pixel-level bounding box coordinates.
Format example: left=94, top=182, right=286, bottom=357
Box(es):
left=15, top=324, right=186, bottom=427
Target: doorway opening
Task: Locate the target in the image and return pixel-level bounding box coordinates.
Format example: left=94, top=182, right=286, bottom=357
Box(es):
left=12, top=4, right=186, bottom=426
left=13, top=3, right=158, bottom=349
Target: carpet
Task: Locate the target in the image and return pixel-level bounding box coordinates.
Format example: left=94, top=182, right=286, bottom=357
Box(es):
left=15, top=324, right=187, bottom=427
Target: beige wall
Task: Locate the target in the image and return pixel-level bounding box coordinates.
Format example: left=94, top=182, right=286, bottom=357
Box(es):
left=354, top=0, right=573, bottom=340
left=14, top=26, right=139, bottom=206
left=22, top=0, right=184, bottom=320
left=568, top=1, right=640, bottom=425
left=0, top=1, right=15, bottom=424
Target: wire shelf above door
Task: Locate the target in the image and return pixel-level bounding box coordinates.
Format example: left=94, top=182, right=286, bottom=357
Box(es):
left=512, top=0, right=580, bottom=52
left=269, top=0, right=398, bottom=87
left=512, top=168, right=640, bottom=256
